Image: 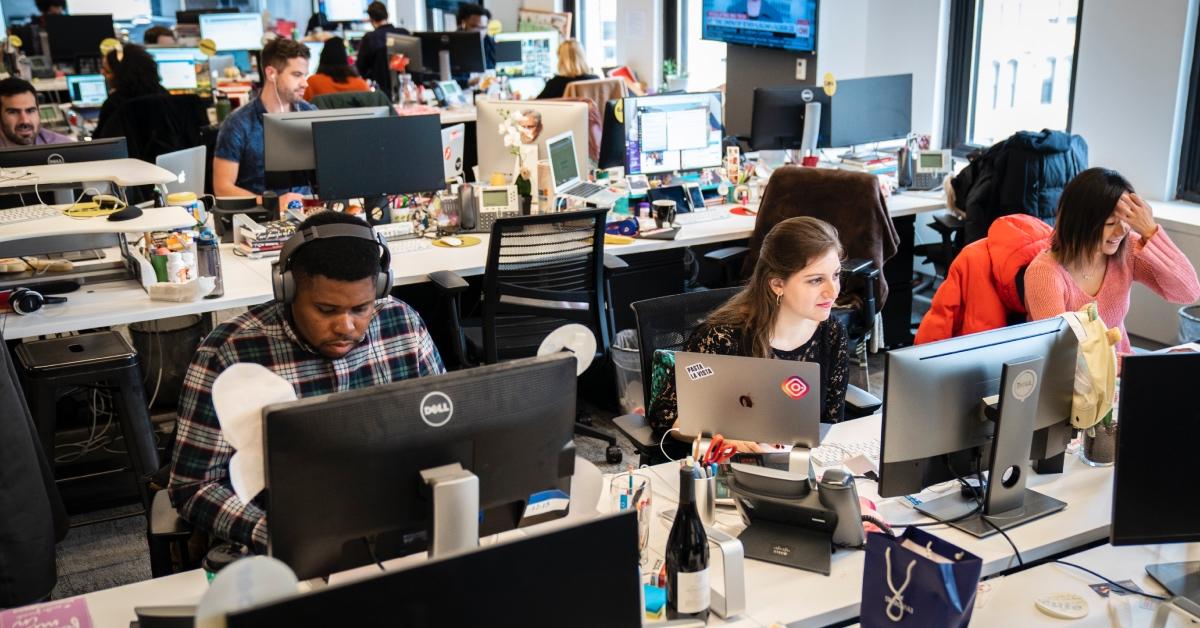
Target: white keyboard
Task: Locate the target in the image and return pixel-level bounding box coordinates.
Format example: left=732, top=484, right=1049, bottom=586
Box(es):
left=374, top=222, right=416, bottom=241
left=390, top=236, right=432, bottom=254
left=811, top=437, right=881, bottom=468
left=674, top=211, right=728, bottom=226
left=0, top=204, right=61, bottom=226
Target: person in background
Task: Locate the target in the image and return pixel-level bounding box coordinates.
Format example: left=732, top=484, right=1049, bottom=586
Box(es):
left=649, top=217, right=850, bottom=454
left=32, top=0, right=65, bottom=25
left=213, top=38, right=315, bottom=209
left=537, top=39, right=597, bottom=99
left=143, top=25, right=176, bottom=46
left=355, top=1, right=409, bottom=88
left=95, top=44, right=166, bottom=135
left=305, top=11, right=332, bottom=38
left=456, top=3, right=496, bottom=70
left=0, top=77, right=73, bottom=147
left=1024, top=168, right=1200, bottom=354
left=304, top=37, right=369, bottom=100
left=169, top=211, right=445, bottom=553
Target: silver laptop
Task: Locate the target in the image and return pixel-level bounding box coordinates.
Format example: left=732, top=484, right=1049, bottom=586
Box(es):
left=545, top=130, right=624, bottom=207
left=156, top=145, right=206, bottom=196
left=441, top=123, right=465, bottom=182
left=674, top=351, right=824, bottom=448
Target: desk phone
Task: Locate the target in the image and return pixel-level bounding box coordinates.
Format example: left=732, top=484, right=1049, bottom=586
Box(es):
left=470, top=185, right=520, bottom=233
left=910, top=149, right=951, bottom=191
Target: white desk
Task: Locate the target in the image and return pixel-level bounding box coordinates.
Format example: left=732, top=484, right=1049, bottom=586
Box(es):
left=0, top=159, right=177, bottom=189
left=608, top=415, right=1114, bottom=627
left=0, top=206, right=195, bottom=244
left=440, top=106, right=477, bottom=125
left=972, top=542, right=1200, bottom=627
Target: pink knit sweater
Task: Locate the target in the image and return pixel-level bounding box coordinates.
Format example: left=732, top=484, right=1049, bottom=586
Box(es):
left=1025, top=229, right=1200, bottom=353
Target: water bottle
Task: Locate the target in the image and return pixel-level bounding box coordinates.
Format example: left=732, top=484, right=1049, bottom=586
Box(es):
left=196, top=231, right=224, bottom=298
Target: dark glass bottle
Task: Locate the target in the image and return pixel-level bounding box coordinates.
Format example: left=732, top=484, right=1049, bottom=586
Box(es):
left=666, top=466, right=710, bottom=621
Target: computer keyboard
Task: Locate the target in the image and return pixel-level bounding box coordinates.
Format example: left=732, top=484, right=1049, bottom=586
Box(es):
left=811, top=437, right=881, bottom=468
left=0, top=204, right=61, bottom=226
left=564, top=182, right=606, bottom=197
left=375, top=222, right=416, bottom=242
left=674, top=211, right=728, bottom=226
left=389, top=236, right=433, bottom=254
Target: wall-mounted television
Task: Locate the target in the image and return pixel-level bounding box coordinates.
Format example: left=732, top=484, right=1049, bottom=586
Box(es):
left=701, top=0, right=819, bottom=53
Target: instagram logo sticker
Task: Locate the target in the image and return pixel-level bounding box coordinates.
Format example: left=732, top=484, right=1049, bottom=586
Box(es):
left=781, top=376, right=809, bottom=400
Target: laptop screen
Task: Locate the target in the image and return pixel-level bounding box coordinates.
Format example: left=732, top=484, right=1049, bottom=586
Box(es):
left=67, top=75, right=107, bottom=106
left=548, top=133, right=579, bottom=190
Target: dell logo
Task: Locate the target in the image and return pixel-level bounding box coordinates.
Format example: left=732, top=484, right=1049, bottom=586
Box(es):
left=47, top=154, right=65, bottom=165
left=419, top=391, right=454, bottom=427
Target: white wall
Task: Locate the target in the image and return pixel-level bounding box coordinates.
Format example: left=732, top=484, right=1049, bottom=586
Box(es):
left=814, top=0, right=868, bottom=80
left=615, top=0, right=662, bottom=89
left=863, top=0, right=945, bottom=140
left=391, top=0, right=422, bottom=31
left=487, top=0, right=522, bottom=32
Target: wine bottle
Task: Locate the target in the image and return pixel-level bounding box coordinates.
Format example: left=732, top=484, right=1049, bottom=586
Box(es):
left=666, top=466, right=710, bottom=621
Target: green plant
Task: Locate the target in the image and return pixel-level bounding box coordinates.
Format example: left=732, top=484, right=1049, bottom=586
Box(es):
left=663, top=58, right=679, bottom=77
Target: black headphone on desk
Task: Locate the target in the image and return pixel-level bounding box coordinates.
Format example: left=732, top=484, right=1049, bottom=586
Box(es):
left=271, top=223, right=393, bottom=304
left=3, top=287, right=68, bottom=315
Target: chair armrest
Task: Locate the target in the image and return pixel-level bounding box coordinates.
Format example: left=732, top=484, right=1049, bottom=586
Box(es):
left=604, top=253, right=629, bottom=271
left=844, top=384, right=882, bottom=418
left=150, top=489, right=192, bottom=538
left=704, top=246, right=750, bottom=263
left=931, top=211, right=964, bottom=232
left=612, top=412, right=655, bottom=450
left=428, top=270, right=468, bottom=295
left=841, top=258, right=881, bottom=280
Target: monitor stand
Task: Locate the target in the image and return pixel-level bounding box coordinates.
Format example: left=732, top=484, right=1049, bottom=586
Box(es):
left=916, top=355, right=1067, bottom=538
left=1147, top=562, right=1200, bottom=605
left=438, top=50, right=452, bottom=83
left=420, top=463, right=480, bottom=557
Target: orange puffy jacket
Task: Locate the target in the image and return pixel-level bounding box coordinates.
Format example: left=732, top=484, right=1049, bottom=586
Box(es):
left=915, top=214, right=1053, bottom=344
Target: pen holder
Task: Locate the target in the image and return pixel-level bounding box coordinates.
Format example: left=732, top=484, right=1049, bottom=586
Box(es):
left=694, top=476, right=717, bottom=528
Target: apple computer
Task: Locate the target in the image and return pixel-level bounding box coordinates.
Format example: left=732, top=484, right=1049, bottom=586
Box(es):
left=441, top=123, right=466, bottom=183
left=879, top=318, right=1079, bottom=537
left=264, top=354, right=579, bottom=580
left=476, top=100, right=589, bottom=184
left=156, top=146, right=206, bottom=197
left=199, top=13, right=265, bottom=52
left=1111, top=352, right=1200, bottom=603
left=546, top=131, right=623, bottom=206
left=263, top=106, right=390, bottom=189
left=623, top=92, right=724, bottom=176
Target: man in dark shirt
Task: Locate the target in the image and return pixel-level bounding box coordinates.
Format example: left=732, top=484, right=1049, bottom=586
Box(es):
left=355, top=1, right=409, bottom=88
left=456, top=3, right=496, bottom=70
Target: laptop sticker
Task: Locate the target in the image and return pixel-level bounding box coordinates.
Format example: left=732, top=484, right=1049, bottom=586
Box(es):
left=685, top=362, right=714, bottom=381
left=781, top=375, right=809, bottom=400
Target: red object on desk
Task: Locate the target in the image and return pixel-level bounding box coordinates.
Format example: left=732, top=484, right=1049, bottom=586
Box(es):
left=801, top=155, right=820, bottom=167
left=729, top=206, right=756, bottom=217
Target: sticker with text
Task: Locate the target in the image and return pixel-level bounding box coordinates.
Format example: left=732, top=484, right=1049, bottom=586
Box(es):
left=685, top=362, right=714, bottom=381
left=781, top=375, right=809, bottom=399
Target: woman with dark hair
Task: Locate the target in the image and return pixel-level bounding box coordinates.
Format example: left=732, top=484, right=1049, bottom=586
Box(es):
left=304, top=37, right=369, bottom=100
left=96, top=44, right=167, bottom=135
left=1025, top=167, right=1200, bottom=354
left=649, top=216, right=850, bottom=451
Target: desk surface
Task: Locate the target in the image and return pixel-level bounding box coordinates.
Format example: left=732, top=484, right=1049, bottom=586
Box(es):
left=973, top=541, right=1200, bottom=627
left=611, top=414, right=1114, bottom=627
left=0, top=159, right=177, bottom=189
left=0, top=206, right=195, bottom=245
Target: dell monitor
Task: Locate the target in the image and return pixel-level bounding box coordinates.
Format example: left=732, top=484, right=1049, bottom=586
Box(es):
left=264, top=354, right=578, bottom=580
left=44, top=14, right=114, bottom=65
left=0, top=137, right=128, bottom=167
left=623, top=92, right=724, bottom=175
left=1111, top=352, right=1200, bottom=603
left=199, top=13, right=265, bottom=52
left=749, top=84, right=830, bottom=152
left=387, top=33, right=427, bottom=74
left=415, top=31, right=487, bottom=81
left=313, top=115, right=445, bottom=199
left=263, top=106, right=390, bottom=189
left=828, top=74, right=912, bottom=152
left=880, top=317, right=1078, bottom=537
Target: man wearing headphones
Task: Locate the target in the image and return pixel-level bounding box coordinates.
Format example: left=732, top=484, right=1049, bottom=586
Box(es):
left=213, top=38, right=316, bottom=212
left=168, top=211, right=444, bottom=553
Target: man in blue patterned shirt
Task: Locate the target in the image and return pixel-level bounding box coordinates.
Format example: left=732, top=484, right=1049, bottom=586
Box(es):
left=168, top=211, right=444, bottom=552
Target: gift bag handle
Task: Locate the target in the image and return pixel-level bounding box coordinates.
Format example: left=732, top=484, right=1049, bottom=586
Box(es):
left=885, top=546, right=917, bottom=622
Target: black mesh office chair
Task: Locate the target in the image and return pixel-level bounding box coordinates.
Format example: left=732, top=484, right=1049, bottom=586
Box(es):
left=431, top=208, right=626, bottom=463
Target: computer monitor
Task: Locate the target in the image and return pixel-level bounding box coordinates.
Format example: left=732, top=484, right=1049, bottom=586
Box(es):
left=303, top=42, right=324, bottom=76
left=827, top=73, right=912, bottom=150
left=324, top=0, right=366, bottom=22
left=623, top=92, right=724, bottom=175
left=44, top=14, right=114, bottom=64
left=313, top=115, right=444, bottom=198
left=415, top=31, right=487, bottom=80
left=199, top=13, right=265, bottom=52
left=1111, top=352, right=1200, bottom=602
left=68, top=0, right=150, bottom=21
left=441, top=123, right=466, bottom=182
left=263, top=106, right=390, bottom=189
left=225, top=512, right=641, bottom=627
left=175, top=8, right=237, bottom=25
left=493, top=30, right=559, bottom=78
left=386, top=33, right=426, bottom=74
left=264, top=354, right=579, bottom=580
left=749, top=84, right=830, bottom=151
left=0, top=137, right=128, bottom=167
left=598, top=100, right=625, bottom=170
left=66, top=74, right=108, bottom=107
left=880, top=317, right=1078, bottom=537
left=476, top=100, right=589, bottom=184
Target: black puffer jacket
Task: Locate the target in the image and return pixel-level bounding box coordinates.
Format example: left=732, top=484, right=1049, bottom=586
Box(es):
left=951, top=129, right=1088, bottom=243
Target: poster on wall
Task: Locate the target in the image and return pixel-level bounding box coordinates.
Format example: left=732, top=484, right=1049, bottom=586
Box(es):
left=517, top=9, right=572, bottom=40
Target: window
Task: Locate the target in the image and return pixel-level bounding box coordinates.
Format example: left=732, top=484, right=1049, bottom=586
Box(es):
left=943, top=0, right=1082, bottom=149
left=1177, top=10, right=1200, bottom=200
left=578, top=0, right=619, bottom=71
left=678, top=0, right=727, bottom=91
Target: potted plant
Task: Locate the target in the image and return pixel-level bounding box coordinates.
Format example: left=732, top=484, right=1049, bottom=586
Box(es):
left=1081, top=410, right=1118, bottom=467
left=497, top=109, right=537, bottom=213
left=1063, top=303, right=1122, bottom=467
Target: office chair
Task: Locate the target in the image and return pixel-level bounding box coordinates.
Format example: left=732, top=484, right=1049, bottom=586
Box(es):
left=913, top=212, right=965, bottom=293
left=311, top=90, right=394, bottom=111
left=430, top=208, right=628, bottom=464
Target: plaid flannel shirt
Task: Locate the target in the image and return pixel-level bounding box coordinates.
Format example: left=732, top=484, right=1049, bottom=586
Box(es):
left=167, top=297, right=444, bottom=553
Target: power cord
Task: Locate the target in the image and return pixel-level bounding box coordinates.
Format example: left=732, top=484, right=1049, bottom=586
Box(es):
left=953, top=457, right=1024, bottom=567
left=1054, top=561, right=1166, bottom=600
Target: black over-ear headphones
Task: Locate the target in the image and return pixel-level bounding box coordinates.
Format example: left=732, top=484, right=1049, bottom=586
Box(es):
left=4, top=287, right=68, bottom=315
left=271, top=222, right=393, bottom=304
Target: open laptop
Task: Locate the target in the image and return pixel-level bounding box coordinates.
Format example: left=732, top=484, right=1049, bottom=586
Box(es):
left=441, top=123, right=465, bottom=182
left=156, top=145, right=206, bottom=197
left=674, top=351, right=826, bottom=448
left=66, top=74, right=107, bottom=109
left=545, top=130, right=624, bottom=207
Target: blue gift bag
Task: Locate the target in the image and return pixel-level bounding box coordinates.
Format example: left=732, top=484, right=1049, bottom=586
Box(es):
left=860, top=527, right=983, bottom=627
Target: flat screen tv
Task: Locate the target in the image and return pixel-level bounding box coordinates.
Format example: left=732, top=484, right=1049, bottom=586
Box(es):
left=701, top=0, right=819, bottom=53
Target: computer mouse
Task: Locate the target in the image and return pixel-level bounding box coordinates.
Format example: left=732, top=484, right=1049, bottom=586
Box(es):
left=106, top=206, right=144, bottom=222
left=439, top=236, right=463, bottom=247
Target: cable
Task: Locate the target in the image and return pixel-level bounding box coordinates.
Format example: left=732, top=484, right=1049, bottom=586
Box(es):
left=1054, top=561, right=1167, bottom=600
left=362, top=537, right=386, bottom=572
left=659, top=426, right=682, bottom=463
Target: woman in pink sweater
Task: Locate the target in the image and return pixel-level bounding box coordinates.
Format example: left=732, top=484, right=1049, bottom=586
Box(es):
left=1025, top=168, right=1200, bottom=353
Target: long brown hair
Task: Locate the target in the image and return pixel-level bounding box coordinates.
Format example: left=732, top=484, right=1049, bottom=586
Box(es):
left=707, top=216, right=843, bottom=358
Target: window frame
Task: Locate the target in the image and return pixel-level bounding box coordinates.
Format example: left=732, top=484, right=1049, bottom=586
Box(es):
left=1177, top=9, right=1200, bottom=201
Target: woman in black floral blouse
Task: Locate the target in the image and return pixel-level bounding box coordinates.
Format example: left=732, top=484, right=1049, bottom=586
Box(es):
left=649, top=216, right=850, bottom=452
